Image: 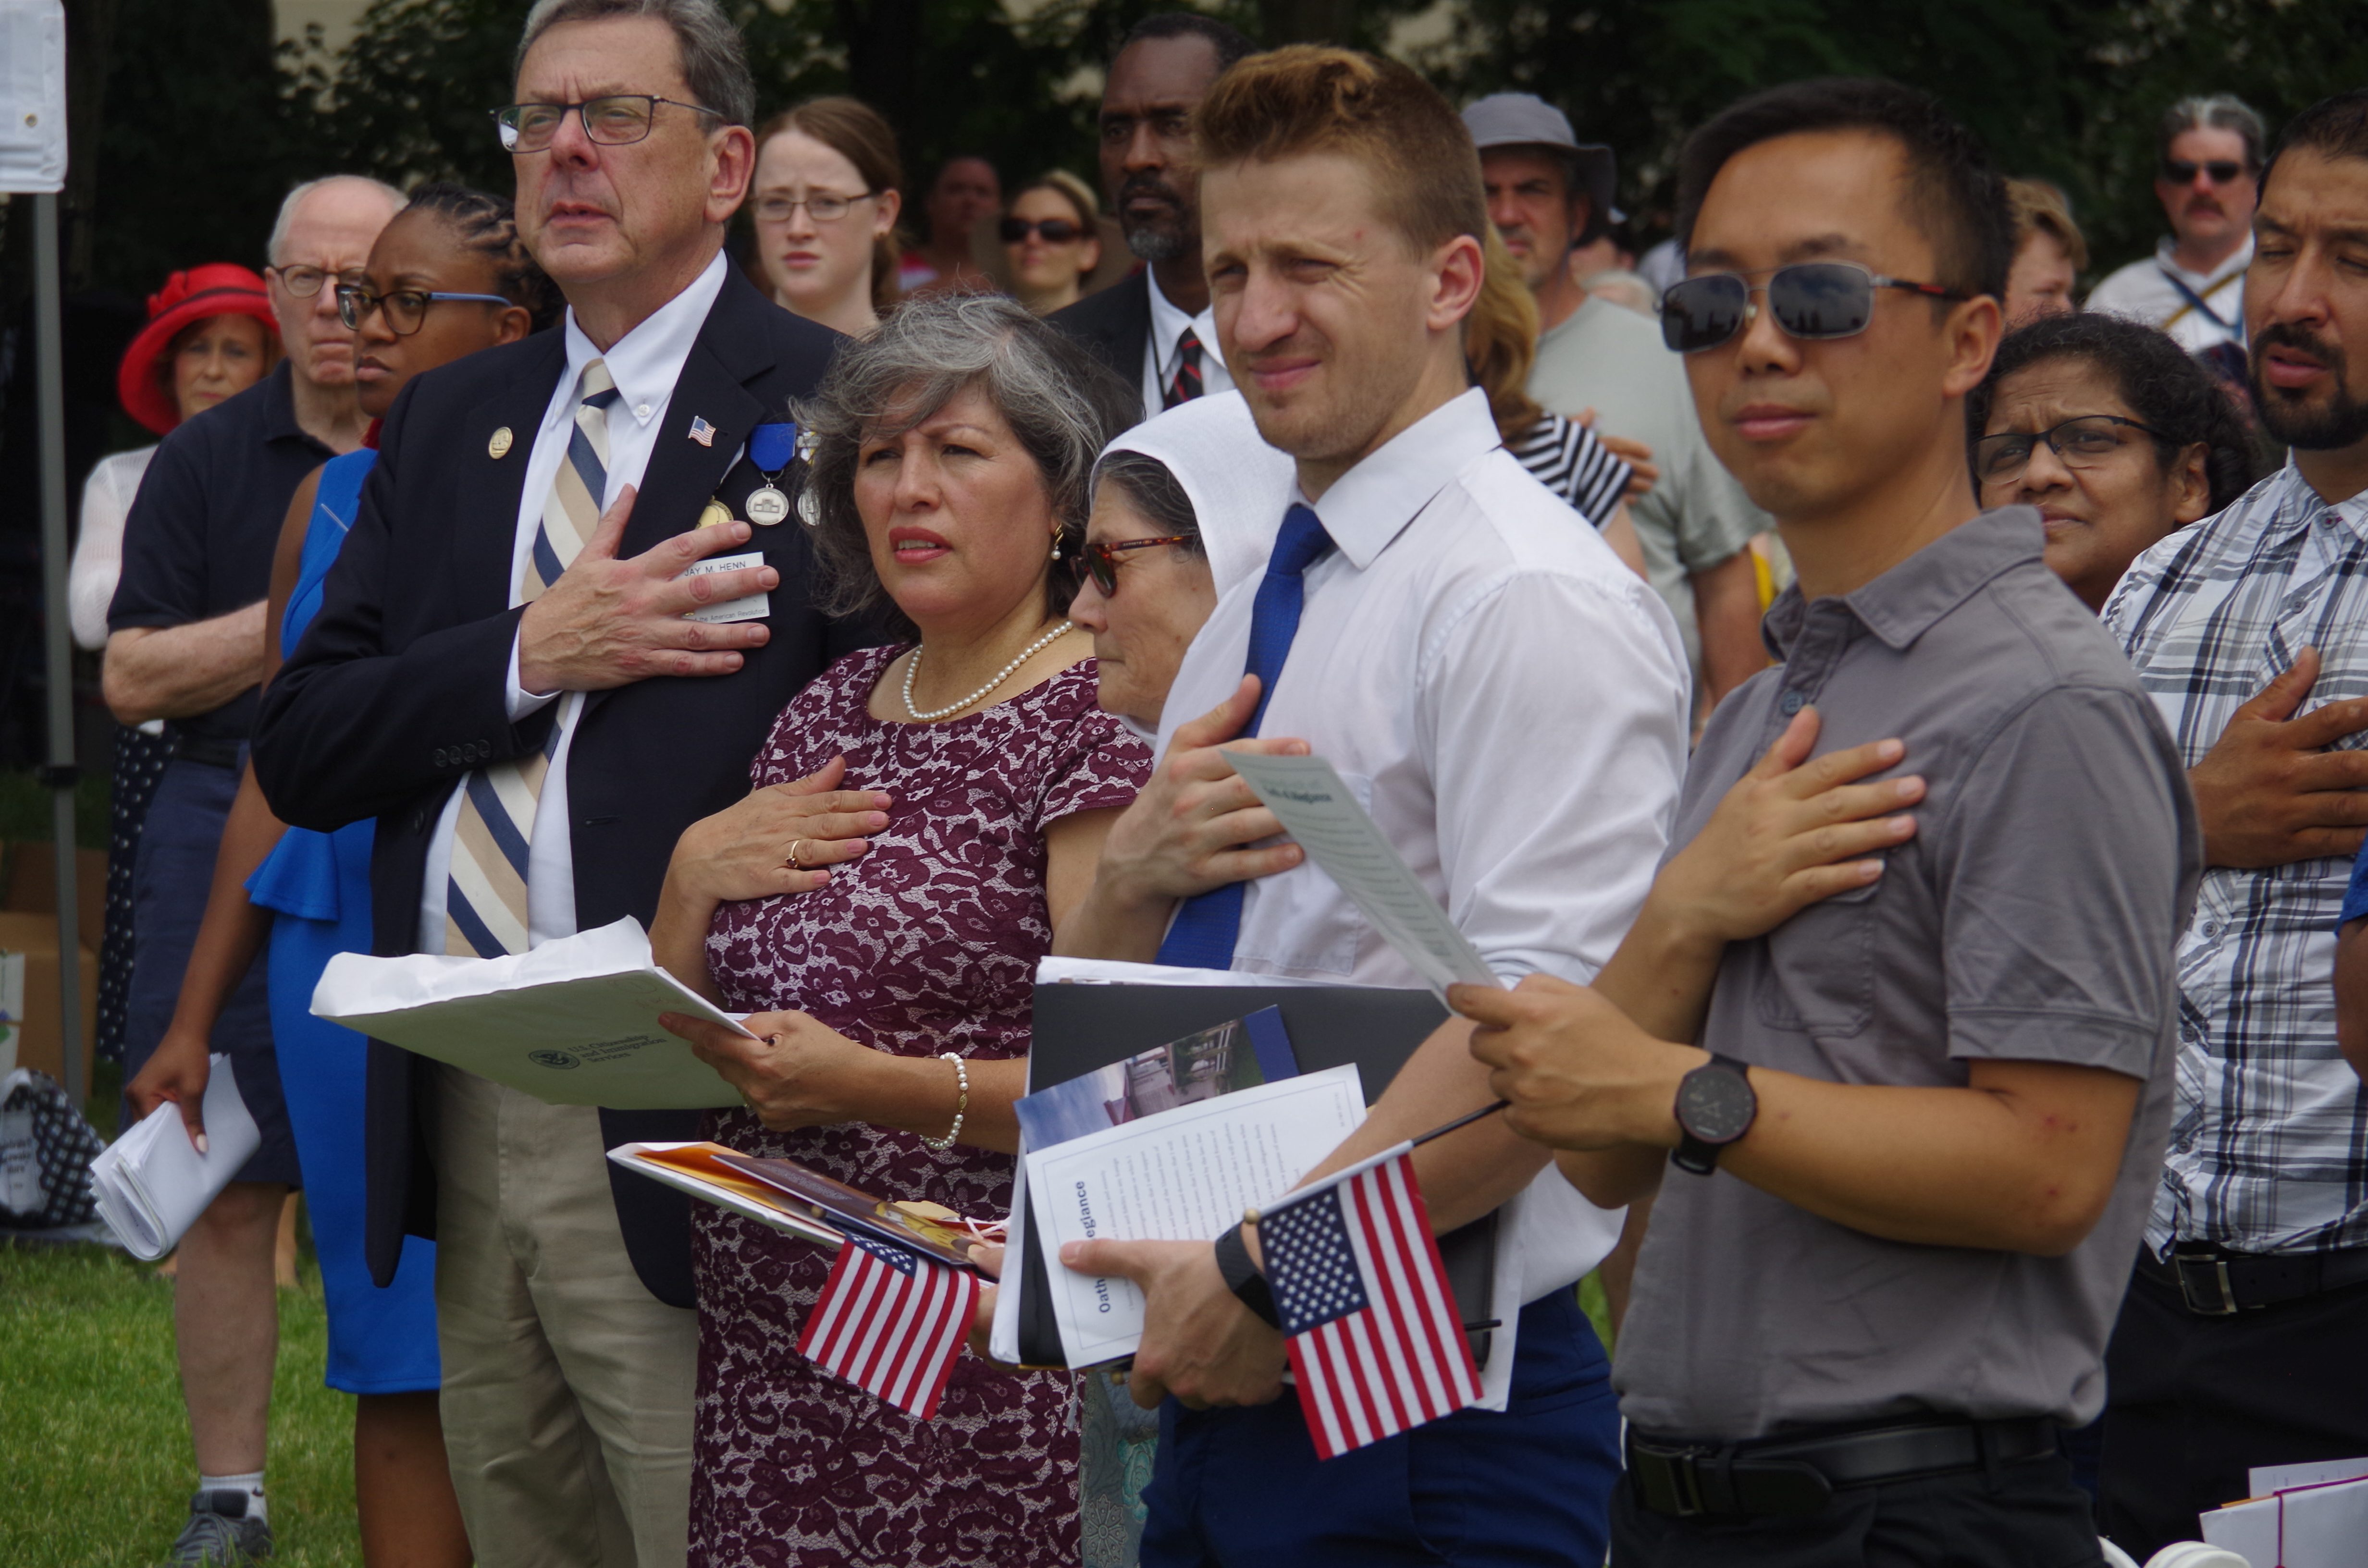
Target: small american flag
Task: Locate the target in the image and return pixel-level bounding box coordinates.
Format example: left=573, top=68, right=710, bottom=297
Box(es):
left=1258, top=1146, right=1480, bottom=1459
left=796, top=1236, right=978, bottom=1420
left=687, top=415, right=717, bottom=446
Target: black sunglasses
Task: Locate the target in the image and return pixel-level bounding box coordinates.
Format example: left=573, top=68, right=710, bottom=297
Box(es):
left=2162, top=158, right=2247, bottom=186
left=1000, top=216, right=1087, bottom=245
left=1660, top=261, right=1968, bottom=354
left=1070, top=534, right=1195, bottom=596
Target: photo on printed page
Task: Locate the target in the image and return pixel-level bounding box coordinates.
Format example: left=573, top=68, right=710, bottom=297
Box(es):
left=1014, top=1006, right=1298, bottom=1152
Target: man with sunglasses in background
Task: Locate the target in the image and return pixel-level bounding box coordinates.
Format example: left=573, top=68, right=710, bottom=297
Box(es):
left=2089, top=94, right=2267, bottom=380
left=2101, top=88, right=2368, bottom=1560
left=1456, top=78, right=2198, bottom=1565
left=106, top=171, right=401, bottom=1568
left=253, top=2, right=875, bottom=1562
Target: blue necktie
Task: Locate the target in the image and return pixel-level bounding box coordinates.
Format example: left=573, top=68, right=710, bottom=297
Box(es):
left=1156, top=503, right=1335, bottom=969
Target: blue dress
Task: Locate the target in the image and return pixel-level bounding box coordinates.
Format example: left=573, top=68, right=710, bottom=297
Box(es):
left=244, top=449, right=441, bottom=1395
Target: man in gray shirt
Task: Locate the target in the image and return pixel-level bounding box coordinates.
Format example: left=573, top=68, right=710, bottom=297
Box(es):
left=1460, top=80, right=2197, bottom=1565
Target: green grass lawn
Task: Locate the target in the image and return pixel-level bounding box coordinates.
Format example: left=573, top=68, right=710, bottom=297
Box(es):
left=0, top=1241, right=361, bottom=1568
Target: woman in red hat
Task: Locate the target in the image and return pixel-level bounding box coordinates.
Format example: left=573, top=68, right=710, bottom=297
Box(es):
left=68, top=266, right=280, bottom=1089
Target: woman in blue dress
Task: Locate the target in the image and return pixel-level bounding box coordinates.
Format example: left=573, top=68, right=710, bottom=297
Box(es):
left=134, top=183, right=555, bottom=1565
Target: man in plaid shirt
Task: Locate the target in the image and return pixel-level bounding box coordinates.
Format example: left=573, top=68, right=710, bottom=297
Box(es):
left=2097, top=88, right=2368, bottom=1556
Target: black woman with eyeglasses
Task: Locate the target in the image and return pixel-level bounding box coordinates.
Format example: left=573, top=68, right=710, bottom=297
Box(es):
left=133, top=181, right=555, bottom=1568
left=1970, top=311, right=2259, bottom=611
left=749, top=97, right=905, bottom=336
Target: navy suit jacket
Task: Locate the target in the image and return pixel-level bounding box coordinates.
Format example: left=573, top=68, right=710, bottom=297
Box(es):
left=254, top=266, right=880, bottom=1308
left=1048, top=271, right=1151, bottom=422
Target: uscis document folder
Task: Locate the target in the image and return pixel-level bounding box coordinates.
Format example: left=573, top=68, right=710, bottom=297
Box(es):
left=1023, top=1062, right=1365, bottom=1367
left=310, top=917, right=752, bottom=1109
left=89, top=1054, right=261, bottom=1260
left=1222, top=752, right=1501, bottom=997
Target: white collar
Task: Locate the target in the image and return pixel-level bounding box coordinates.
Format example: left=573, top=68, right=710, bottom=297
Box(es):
left=559, top=249, right=730, bottom=426
left=1146, top=264, right=1215, bottom=373
left=2153, top=232, right=2252, bottom=292
left=1298, top=387, right=1499, bottom=570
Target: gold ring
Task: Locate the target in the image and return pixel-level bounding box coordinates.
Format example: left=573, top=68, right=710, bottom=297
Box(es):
left=789, top=839, right=809, bottom=870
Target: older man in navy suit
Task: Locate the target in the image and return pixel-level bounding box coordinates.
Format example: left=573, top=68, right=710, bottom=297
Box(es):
left=254, top=3, right=882, bottom=1562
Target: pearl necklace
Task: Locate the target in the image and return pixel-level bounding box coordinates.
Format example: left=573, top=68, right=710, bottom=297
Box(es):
left=901, top=621, right=1074, bottom=722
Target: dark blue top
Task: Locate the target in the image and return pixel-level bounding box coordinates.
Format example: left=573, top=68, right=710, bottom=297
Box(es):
left=108, top=361, right=337, bottom=745
left=247, top=449, right=377, bottom=926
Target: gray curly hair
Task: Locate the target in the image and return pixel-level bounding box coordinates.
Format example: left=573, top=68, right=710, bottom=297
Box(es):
left=796, top=292, right=1141, bottom=638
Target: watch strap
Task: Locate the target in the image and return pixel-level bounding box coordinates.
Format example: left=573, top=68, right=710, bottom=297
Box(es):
left=1214, top=1221, right=1282, bottom=1330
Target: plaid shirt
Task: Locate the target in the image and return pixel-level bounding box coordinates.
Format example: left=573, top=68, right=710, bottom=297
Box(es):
left=2103, top=461, right=2368, bottom=1257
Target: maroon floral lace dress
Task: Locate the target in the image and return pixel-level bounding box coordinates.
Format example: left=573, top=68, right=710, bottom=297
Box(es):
left=691, top=645, right=1151, bottom=1568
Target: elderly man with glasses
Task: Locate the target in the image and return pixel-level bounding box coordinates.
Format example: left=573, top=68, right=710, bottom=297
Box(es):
left=2089, top=94, right=2269, bottom=374
left=252, top=2, right=874, bottom=1563
left=106, top=170, right=402, bottom=1568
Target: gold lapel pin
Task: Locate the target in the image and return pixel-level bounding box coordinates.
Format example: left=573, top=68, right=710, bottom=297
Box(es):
left=697, top=499, right=733, bottom=530
left=489, top=426, right=515, bottom=459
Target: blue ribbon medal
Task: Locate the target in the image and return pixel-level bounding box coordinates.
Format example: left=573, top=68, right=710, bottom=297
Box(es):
left=745, top=421, right=798, bottom=526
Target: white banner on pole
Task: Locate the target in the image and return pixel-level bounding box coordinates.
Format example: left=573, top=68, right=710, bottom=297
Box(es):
left=0, top=0, right=67, bottom=195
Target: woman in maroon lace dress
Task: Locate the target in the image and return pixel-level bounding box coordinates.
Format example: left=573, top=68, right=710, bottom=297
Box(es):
left=652, top=293, right=1148, bottom=1567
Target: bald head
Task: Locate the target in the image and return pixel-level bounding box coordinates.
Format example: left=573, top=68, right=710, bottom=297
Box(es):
left=268, top=175, right=406, bottom=391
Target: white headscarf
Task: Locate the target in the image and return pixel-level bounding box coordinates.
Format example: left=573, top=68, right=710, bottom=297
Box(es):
left=1092, top=391, right=1298, bottom=599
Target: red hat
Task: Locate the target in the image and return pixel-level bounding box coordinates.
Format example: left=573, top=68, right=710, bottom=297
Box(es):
left=116, top=264, right=280, bottom=436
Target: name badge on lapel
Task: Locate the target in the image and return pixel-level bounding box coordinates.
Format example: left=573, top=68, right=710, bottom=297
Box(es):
left=680, top=551, right=769, bottom=625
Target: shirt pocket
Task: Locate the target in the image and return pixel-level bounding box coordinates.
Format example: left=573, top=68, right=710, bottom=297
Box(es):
left=1753, top=873, right=1881, bottom=1037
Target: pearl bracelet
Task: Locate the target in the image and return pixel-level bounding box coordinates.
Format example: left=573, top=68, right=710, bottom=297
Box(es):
left=920, top=1052, right=969, bottom=1151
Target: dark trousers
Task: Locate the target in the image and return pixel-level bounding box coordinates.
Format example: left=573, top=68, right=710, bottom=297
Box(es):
left=2099, top=1262, right=2368, bottom=1560
left=1610, top=1451, right=2101, bottom=1567
left=1139, top=1290, right=1620, bottom=1567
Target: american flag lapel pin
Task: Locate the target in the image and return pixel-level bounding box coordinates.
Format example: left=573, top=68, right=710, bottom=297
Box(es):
left=688, top=416, right=717, bottom=447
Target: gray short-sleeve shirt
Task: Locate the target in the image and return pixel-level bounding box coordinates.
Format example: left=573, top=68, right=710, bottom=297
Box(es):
left=1613, top=506, right=2201, bottom=1440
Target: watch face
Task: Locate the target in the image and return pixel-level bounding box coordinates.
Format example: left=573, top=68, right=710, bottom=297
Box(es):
left=1676, top=1065, right=1755, bottom=1144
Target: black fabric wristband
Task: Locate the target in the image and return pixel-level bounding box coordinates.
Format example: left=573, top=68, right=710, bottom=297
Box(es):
left=1213, top=1221, right=1282, bottom=1330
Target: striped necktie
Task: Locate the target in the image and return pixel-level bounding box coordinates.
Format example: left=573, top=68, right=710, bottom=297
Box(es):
left=444, top=359, right=618, bottom=957
left=1154, top=503, right=1334, bottom=970
left=1163, top=327, right=1205, bottom=410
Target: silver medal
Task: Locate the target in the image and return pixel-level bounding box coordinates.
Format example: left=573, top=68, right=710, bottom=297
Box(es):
left=746, top=484, right=790, bottom=526
left=797, top=485, right=822, bottom=528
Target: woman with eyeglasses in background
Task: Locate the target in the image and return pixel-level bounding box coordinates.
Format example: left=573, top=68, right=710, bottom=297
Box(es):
left=749, top=97, right=905, bottom=337
left=1969, top=311, right=2259, bottom=612
left=129, top=182, right=555, bottom=1568
left=1000, top=170, right=1105, bottom=317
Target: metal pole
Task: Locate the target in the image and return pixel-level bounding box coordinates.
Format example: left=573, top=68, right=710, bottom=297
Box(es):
left=33, top=190, right=85, bottom=1111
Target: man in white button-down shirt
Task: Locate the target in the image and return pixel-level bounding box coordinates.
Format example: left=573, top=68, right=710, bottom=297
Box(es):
left=1061, top=46, right=1689, bottom=1566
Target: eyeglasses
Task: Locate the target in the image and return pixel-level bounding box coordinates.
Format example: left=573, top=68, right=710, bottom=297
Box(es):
left=1660, top=261, right=1967, bottom=354
left=336, top=284, right=514, bottom=336
left=1973, top=415, right=2164, bottom=483
left=492, top=95, right=722, bottom=153
left=2162, top=158, right=2247, bottom=186
left=268, top=264, right=369, bottom=299
left=752, top=192, right=877, bottom=224
left=1070, top=534, right=1196, bottom=596
left=1000, top=217, right=1087, bottom=245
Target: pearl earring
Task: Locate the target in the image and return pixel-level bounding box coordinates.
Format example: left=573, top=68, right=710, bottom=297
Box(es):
left=1049, top=537, right=1062, bottom=562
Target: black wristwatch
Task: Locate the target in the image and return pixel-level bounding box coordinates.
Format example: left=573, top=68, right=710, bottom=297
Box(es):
left=1214, top=1221, right=1282, bottom=1329
left=1671, top=1054, right=1757, bottom=1175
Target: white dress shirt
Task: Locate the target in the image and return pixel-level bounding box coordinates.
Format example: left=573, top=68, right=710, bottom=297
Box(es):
left=1141, top=265, right=1235, bottom=415
left=418, top=250, right=732, bottom=954
left=1153, top=388, right=1691, bottom=1386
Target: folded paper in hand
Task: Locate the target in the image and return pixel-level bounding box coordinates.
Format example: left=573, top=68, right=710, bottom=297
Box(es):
left=1222, top=752, right=1500, bottom=997
left=89, top=1054, right=260, bottom=1260
left=310, top=918, right=752, bottom=1109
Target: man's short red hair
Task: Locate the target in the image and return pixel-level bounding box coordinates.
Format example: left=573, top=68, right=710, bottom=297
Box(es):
left=1195, top=45, right=1486, bottom=256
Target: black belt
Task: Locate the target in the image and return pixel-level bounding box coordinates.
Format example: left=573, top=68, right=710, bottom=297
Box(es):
left=168, top=733, right=242, bottom=771
left=1627, top=1415, right=2058, bottom=1519
left=2136, top=1244, right=2368, bottom=1316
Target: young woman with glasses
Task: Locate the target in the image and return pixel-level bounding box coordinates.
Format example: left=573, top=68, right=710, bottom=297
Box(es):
left=999, top=170, right=1105, bottom=317
left=747, top=97, right=904, bottom=337
left=1969, top=310, right=2258, bottom=611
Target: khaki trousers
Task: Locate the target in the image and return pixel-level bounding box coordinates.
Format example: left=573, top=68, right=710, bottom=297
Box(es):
left=432, top=1065, right=695, bottom=1568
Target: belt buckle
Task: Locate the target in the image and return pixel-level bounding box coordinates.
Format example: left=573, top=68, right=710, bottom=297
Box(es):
left=1634, top=1441, right=1714, bottom=1518
left=2174, top=1253, right=2241, bottom=1315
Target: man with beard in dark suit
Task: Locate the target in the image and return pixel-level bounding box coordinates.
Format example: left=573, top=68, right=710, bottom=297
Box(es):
left=1050, top=12, right=1255, bottom=420
left=253, top=2, right=881, bottom=1561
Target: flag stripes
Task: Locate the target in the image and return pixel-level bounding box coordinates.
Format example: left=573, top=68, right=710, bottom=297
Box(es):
left=796, top=1237, right=978, bottom=1421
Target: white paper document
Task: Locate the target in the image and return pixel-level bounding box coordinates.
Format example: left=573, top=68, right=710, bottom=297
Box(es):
left=1224, top=752, right=1501, bottom=996
left=1024, top=1063, right=1365, bottom=1366
left=310, top=917, right=752, bottom=1109
left=88, top=1054, right=261, bottom=1260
